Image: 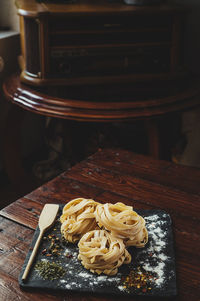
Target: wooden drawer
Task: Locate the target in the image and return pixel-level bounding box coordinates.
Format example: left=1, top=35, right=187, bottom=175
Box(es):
left=50, top=45, right=171, bottom=78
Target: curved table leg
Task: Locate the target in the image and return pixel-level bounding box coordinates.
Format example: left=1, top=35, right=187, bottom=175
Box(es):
left=145, top=113, right=182, bottom=160
left=145, top=118, right=161, bottom=159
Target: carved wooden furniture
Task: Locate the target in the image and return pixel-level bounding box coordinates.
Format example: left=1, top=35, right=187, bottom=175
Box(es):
left=16, top=0, right=186, bottom=86
left=2, top=73, right=200, bottom=190
left=3, top=74, right=199, bottom=123
left=2, top=1, right=199, bottom=192
left=0, top=148, right=200, bottom=300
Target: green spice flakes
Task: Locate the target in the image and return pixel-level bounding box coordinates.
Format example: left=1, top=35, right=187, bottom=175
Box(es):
left=35, top=260, right=66, bottom=280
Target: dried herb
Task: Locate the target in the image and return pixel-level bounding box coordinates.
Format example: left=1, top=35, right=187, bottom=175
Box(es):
left=122, top=266, right=154, bottom=292
left=42, top=248, right=47, bottom=255
left=35, top=260, right=66, bottom=280
left=65, top=252, right=73, bottom=258
left=42, top=233, right=63, bottom=257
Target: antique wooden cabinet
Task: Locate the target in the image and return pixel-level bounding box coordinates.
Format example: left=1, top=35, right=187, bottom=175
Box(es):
left=16, top=0, right=186, bottom=86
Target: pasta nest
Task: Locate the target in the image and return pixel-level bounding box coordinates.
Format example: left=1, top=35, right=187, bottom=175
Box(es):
left=60, top=198, right=99, bottom=243
left=78, top=229, right=131, bottom=275
left=95, top=202, right=148, bottom=247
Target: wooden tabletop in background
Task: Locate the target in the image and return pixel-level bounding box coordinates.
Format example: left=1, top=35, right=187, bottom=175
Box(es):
left=0, top=148, right=199, bottom=301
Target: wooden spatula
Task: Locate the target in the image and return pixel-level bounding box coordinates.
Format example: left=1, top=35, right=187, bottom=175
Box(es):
left=22, top=204, right=59, bottom=281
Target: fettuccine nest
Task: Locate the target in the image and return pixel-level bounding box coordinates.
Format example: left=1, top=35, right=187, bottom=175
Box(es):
left=60, top=198, right=148, bottom=275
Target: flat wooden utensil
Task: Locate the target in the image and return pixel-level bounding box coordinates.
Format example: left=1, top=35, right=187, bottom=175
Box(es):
left=22, top=204, right=59, bottom=281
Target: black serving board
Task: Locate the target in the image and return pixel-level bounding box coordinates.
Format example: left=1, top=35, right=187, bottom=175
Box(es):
left=19, top=206, right=177, bottom=297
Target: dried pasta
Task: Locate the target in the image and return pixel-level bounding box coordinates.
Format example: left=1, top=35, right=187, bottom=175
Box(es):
left=78, top=229, right=131, bottom=275
left=95, top=202, right=148, bottom=247
left=60, top=198, right=148, bottom=276
left=60, top=198, right=99, bottom=243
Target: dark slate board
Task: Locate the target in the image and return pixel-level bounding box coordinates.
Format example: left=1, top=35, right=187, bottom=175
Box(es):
left=19, top=206, right=177, bottom=297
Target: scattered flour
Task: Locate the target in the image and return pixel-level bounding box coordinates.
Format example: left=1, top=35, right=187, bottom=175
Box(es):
left=136, top=213, right=171, bottom=289
left=54, top=211, right=175, bottom=295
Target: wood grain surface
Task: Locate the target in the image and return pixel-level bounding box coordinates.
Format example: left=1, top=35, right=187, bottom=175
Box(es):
left=3, top=74, right=200, bottom=122
left=0, top=148, right=200, bottom=301
left=15, top=0, right=184, bottom=18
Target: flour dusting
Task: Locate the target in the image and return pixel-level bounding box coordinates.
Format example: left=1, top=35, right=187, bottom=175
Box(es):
left=28, top=209, right=176, bottom=297
left=137, top=213, right=170, bottom=288
left=55, top=211, right=175, bottom=295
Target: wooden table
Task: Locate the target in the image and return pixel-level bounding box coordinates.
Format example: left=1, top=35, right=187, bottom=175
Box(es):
left=0, top=148, right=200, bottom=301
